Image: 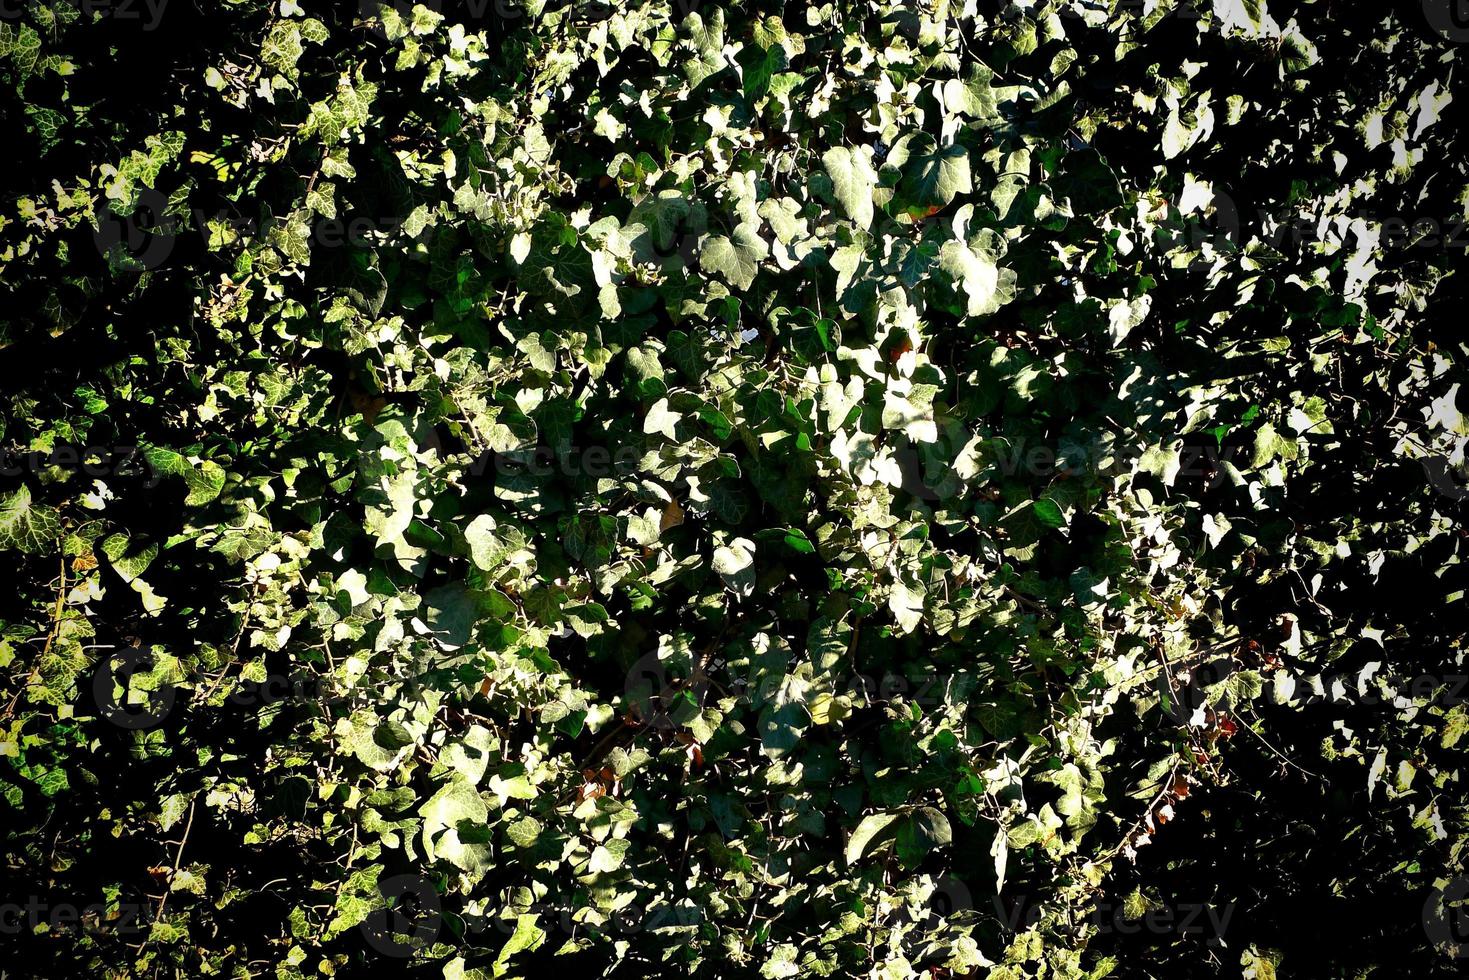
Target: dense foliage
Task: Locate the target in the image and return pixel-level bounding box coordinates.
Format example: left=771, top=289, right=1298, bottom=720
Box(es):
left=2, top=1, right=1467, bottom=977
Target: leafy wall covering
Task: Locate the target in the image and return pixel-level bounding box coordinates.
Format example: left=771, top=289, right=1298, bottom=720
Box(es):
left=1, top=1, right=1467, bottom=977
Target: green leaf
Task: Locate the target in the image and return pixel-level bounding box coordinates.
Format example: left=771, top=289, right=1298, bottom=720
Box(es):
left=821, top=146, right=878, bottom=229
left=1033, top=497, right=1065, bottom=530
left=465, top=514, right=502, bottom=572
left=425, top=583, right=482, bottom=650
left=488, top=772, right=538, bottom=804
left=420, top=777, right=492, bottom=878
left=896, top=136, right=973, bottom=207
left=938, top=238, right=1008, bottom=316
left=506, top=817, right=542, bottom=849
left=587, top=838, right=629, bottom=873
left=1251, top=422, right=1300, bottom=468
left=897, top=806, right=952, bottom=867
left=495, top=914, right=546, bottom=967
left=184, top=460, right=226, bottom=506
left=713, top=538, right=756, bottom=596
left=0, top=486, right=60, bottom=555
left=699, top=222, right=769, bottom=291
left=644, top=398, right=681, bottom=440
left=846, top=811, right=902, bottom=865
left=711, top=538, right=755, bottom=576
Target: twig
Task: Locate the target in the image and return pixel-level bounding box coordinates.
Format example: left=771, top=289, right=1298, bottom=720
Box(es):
left=150, top=795, right=198, bottom=970
left=1238, top=713, right=1322, bottom=780
left=1102, top=760, right=1181, bottom=864
left=3, top=558, right=66, bottom=720
left=1005, top=587, right=1050, bottom=615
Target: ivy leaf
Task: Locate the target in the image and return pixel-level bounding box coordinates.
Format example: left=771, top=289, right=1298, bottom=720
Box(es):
left=505, top=817, right=542, bottom=849
left=420, top=777, right=492, bottom=879
left=588, top=838, right=630, bottom=874
left=897, top=807, right=953, bottom=867
left=488, top=772, right=538, bottom=805
left=889, top=578, right=926, bottom=635
left=424, top=583, right=481, bottom=650
left=0, top=486, right=60, bottom=555
left=894, top=135, right=973, bottom=207
left=700, top=222, right=769, bottom=290
left=712, top=536, right=756, bottom=596
left=1251, top=422, right=1300, bottom=468
left=1033, top=497, right=1065, bottom=529
left=495, top=915, right=546, bottom=967
left=1001, top=499, right=1062, bottom=549
left=846, top=811, right=902, bottom=865
left=758, top=700, right=808, bottom=758
left=821, top=146, right=878, bottom=229
left=644, top=398, right=681, bottom=440
left=943, top=69, right=1002, bottom=122
left=938, top=239, right=1002, bottom=316
left=761, top=945, right=802, bottom=979
left=100, top=533, right=159, bottom=583
left=184, top=460, right=226, bottom=506
left=465, top=515, right=502, bottom=572
left=711, top=537, right=755, bottom=576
